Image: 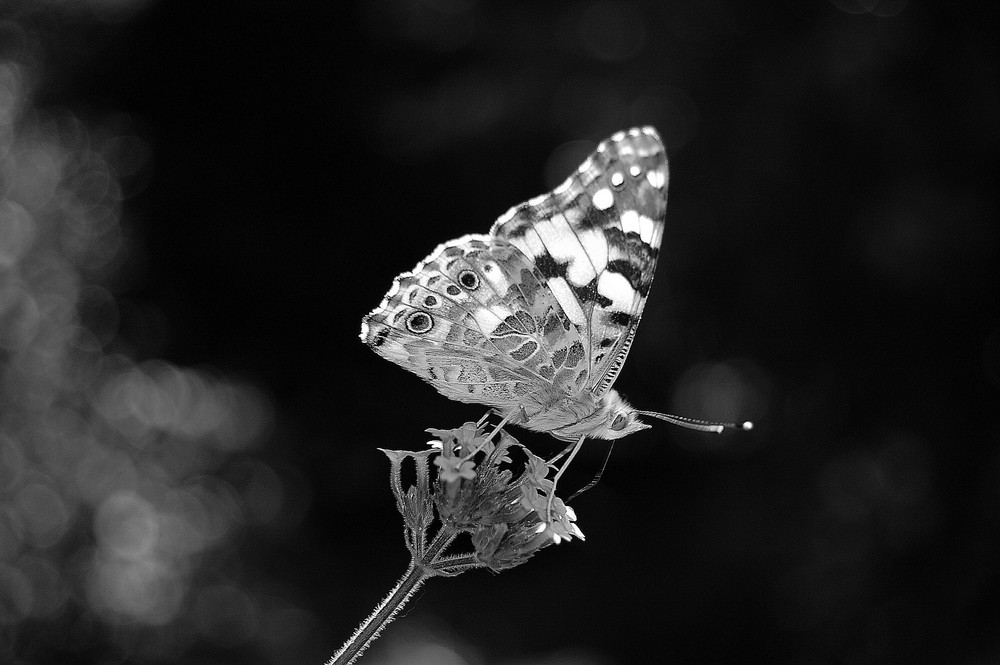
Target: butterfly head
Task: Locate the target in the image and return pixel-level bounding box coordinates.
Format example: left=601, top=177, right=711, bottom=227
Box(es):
left=589, top=389, right=650, bottom=440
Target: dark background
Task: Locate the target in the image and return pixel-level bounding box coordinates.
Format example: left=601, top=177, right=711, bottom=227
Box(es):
left=1, top=1, right=998, bottom=663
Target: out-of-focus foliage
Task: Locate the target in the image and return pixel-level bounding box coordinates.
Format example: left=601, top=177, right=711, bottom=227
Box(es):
left=0, top=26, right=322, bottom=665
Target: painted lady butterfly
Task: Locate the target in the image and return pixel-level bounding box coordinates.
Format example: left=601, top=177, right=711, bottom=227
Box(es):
left=360, top=127, right=746, bottom=457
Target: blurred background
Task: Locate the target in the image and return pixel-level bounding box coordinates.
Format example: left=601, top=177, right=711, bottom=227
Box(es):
left=0, top=0, right=997, bottom=663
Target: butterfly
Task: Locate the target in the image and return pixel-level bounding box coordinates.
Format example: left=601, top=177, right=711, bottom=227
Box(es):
left=360, top=127, right=747, bottom=456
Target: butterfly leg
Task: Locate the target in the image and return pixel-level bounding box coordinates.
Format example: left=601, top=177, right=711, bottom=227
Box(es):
left=546, top=434, right=587, bottom=524
left=478, top=405, right=527, bottom=427
left=546, top=438, right=578, bottom=466
left=466, top=409, right=516, bottom=460
left=487, top=411, right=514, bottom=441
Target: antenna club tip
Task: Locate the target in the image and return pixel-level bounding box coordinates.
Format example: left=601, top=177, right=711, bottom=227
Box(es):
left=742, top=421, right=754, bottom=431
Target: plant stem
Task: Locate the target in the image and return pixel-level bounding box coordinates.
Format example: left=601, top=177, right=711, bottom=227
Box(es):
left=326, top=561, right=431, bottom=665
left=327, top=526, right=469, bottom=665
left=424, top=526, right=457, bottom=561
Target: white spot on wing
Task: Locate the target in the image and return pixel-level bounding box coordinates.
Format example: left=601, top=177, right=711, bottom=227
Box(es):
left=577, top=229, right=608, bottom=274
left=650, top=222, right=663, bottom=250
left=481, top=263, right=512, bottom=292
left=629, top=164, right=642, bottom=177
left=646, top=167, right=666, bottom=189
left=597, top=271, right=636, bottom=311
left=535, top=215, right=597, bottom=286
left=534, top=215, right=575, bottom=252
left=639, top=214, right=655, bottom=243
left=474, top=306, right=509, bottom=334
left=553, top=177, right=574, bottom=195
left=610, top=172, right=624, bottom=187
left=621, top=209, right=641, bottom=235
left=592, top=188, right=614, bottom=210
left=547, top=277, right=586, bottom=325
left=566, top=260, right=597, bottom=286
left=563, top=204, right=584, bottom=225
left=578, top=157, right=593, bottom=174
left=512, top=228, right=546, bottom=258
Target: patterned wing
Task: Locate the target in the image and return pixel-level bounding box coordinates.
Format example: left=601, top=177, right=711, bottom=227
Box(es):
left=490, top=126, right=668, bottom=398
left=360, top=233, right=588, bottom=410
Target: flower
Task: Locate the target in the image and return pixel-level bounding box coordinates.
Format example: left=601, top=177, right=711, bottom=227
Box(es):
left=384, top=422, right=585, bottom=572
left=433, top=454, right=476, bottom=484
left=522, top=494, right=585, bottom=545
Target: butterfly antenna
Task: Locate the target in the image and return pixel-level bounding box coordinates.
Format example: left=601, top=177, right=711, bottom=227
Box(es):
left=638, top=411, right=753, bottom=434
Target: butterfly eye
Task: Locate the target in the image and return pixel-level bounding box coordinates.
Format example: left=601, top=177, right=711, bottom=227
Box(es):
left=405, top=311, right=433, bottom=334
left=610, top=413, right=628, bottom=431
left=458, top=270, right=480, bottom=290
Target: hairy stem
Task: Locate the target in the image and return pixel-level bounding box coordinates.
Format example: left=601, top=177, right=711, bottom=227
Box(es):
left=326, top=562, right=431, bottom=665
left=327, top=527, right=469, bottom=665
left=424, top=526, right=458, bottom=561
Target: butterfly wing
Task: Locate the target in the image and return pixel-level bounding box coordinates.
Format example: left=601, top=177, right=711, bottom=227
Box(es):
left=490, top=126, right=668, bottom=398
left=360, top=233, right=587, bottom=409
left=361, top=126, right=667, bottom=422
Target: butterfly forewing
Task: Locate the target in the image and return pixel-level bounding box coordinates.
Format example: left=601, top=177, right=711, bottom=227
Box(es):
left=361, top=127, right=668, bottom=428
left=490, top=127, right=668, bottom=397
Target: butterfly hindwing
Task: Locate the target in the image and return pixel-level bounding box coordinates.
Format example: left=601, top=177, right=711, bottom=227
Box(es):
left=361, top=233, right=588, bottom=409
